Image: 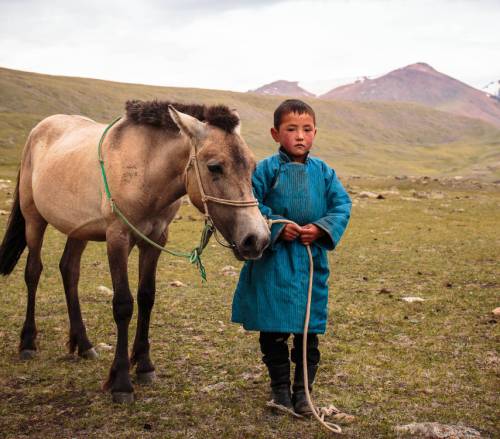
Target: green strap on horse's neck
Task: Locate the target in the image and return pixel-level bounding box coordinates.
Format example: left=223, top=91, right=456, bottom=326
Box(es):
left=98, top=116, right=211, bottom=281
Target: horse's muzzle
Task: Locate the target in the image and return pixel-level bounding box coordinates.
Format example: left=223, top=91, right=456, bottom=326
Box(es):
left=233, top=232, right=270, bottom=261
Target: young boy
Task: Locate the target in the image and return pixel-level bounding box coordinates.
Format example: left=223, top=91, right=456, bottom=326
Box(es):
left=231, top=99, right=352, bottom=415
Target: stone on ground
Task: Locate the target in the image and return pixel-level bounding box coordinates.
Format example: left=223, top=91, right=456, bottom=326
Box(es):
left=394, top=422, right=481, bottom=438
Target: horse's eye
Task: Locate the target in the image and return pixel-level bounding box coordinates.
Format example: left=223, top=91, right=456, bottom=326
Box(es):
left=207, top=163, right=223, bottom=174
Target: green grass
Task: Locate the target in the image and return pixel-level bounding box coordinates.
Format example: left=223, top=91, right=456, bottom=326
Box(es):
left=1, top=66, right=500, bottom=179
left=0, top=175, right=498, bottom=438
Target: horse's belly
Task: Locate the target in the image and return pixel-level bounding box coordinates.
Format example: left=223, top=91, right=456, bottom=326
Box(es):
left=30, top=129, right=106, bottom=239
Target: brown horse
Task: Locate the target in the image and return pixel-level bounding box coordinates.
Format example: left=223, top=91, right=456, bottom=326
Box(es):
left=0, top=100, right=270, bottom=403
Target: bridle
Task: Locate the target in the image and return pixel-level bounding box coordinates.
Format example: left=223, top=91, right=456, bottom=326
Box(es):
left=182, top=138, right=260, bottom=249
left=98, top=115, right=261, bottom=280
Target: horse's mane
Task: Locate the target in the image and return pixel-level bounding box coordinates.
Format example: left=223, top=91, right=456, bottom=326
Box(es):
left=125, top=100, right=240, bottom=133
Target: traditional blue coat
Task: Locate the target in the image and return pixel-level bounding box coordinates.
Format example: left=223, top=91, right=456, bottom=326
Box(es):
left=231, top=149, right=352, bottom=334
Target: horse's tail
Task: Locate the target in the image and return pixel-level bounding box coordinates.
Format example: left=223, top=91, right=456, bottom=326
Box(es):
left=0, top=171, right=26, bottom=276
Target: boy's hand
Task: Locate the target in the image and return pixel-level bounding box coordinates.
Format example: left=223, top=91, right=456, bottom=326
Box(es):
left=299, top=224, right=325, bottom=245
left=280, top=223, right=302, bottom=241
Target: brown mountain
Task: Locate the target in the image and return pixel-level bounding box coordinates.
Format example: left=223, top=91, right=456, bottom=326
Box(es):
left=249, top=80, right=315, bottom=98
left=320, top=63, right=500, bottom=128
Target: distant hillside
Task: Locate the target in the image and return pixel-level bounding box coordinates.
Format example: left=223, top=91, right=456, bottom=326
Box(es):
left=1, top=66, right=499, bottom=180
left=320, top=63, right=500, bottom=128
left=249, top=80, right=315, bottom=98
left=483, top=79, right=500, bottom=101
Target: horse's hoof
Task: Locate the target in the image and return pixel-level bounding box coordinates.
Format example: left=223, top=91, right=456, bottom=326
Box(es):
left=112, top=392, right=135, bottom=404
left=19, top=349, right=37, bottom=360
left=136, top=370, right=156, bottom=385
left=80, top=347, right=98, bottom=360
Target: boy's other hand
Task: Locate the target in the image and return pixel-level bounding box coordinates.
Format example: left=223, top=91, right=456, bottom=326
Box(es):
left=280, top=223, right=302, bottom=241
left=299, top=224, right=325, bottom=245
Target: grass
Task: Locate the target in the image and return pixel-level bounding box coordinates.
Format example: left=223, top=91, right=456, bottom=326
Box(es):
left=1, top=66, right=500, bottom=179
left=0, top=175, right=498, bottom=438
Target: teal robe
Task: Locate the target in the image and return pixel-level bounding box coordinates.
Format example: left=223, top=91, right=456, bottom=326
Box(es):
left=231, top=149, right=352, bottom=334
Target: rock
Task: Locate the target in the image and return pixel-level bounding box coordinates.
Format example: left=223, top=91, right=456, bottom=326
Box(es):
left=379, top=288, right=392, bottom=295
left=97, top=285, right=113, bottom=295
left=411, top=190, right=431, bottom=199
left=220, top=265, right=236, bottom=272
left=358, top=191, right=381, bottom=199
left=430, top=192, right=445, bottom=199
left=492, top=307, right=500, bottom=316
left=453, top=176, right=464, bottom=181
left=96, top=342, right=113, bottom=351
left=381, top=188, right=400, bottom=196
left=394, top=422, right=481, bottom=438
left=220, top=265, right=238, bottom=276
left=201, top=381, right=229, bottom=393
left=401, top=296, right=425, bottom=303
left=0, top=209, right=9, bottom=216
left=169, top=280, right=187, bottom=287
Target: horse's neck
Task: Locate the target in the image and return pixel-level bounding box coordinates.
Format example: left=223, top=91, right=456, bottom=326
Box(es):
left=127, top=127, right=191, bottom=206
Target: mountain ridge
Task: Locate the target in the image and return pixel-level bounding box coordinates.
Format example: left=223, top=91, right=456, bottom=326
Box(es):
left=319, top=63, right=500, bottom=128
left=1, top=66, right=499, bottom=180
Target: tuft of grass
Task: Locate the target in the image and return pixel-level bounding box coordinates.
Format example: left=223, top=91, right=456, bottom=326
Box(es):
left=0, top=175, right=498, bottom=438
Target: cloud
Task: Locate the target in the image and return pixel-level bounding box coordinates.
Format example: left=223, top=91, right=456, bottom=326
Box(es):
left=0, top=0, right=499, bottom=91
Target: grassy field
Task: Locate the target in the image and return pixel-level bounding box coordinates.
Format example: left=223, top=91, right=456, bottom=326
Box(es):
left=2, top=66, right=500, bottom=180
left=0, top=175, right=498, bottom=438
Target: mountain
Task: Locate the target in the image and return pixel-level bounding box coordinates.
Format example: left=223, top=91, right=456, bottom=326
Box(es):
left=483, top=80, right=500, bottom=101
left=249, top=80, right=315, bottom=98
left=1, top=66, right=499, bottom=180
left=320, top=63, right=500, bottom=128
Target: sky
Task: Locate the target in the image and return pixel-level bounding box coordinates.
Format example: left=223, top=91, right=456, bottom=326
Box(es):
left=0, top=0, right=499, bottom=94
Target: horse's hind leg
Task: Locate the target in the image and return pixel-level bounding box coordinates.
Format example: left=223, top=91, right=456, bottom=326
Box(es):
left=19, top=217, right=47, bottom=360
left=131, top=232, right=166, bottom=384
left=59, top=238, right=97, bottom=359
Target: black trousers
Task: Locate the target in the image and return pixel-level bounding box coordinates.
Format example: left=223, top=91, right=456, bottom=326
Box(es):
left=259, top=331, right=320, bottom=367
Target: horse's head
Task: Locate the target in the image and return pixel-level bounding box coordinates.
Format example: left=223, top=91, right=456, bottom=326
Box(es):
left=168, top=105, right=270, bottom=260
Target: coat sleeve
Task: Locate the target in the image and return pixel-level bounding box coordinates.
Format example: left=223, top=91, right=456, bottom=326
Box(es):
left=252, top=159, right=286, bottom=249
left=312, top=163, right=352, bottom=250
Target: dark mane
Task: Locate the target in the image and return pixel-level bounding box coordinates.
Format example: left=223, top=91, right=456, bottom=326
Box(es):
left=125, top=100, right=240, bottom=133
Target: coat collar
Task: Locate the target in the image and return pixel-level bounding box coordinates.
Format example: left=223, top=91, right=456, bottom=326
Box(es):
left=278, top=146, right=310, bottom=164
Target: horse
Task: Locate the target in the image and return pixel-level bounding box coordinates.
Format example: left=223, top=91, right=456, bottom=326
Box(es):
left=0, top=100, right=270, bottom=403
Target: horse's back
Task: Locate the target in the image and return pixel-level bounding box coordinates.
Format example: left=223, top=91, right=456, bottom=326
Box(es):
left=20, top=115, right=109, bottom=239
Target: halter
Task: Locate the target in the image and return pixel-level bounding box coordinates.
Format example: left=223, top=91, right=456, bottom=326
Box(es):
left=98, top=116, right=259, bottom=279
left=183, top=143, right=259, bottom=249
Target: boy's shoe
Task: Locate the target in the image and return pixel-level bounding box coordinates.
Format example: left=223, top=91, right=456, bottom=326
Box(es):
left=292, top=363, right=318, bottom=416
left=267, top=362, right=293, bottom=411
left=270, top=383, right=293, bottom=411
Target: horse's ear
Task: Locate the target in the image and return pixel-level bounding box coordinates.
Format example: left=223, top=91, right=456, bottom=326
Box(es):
left=168, top=105, right=206, bottom=140
left=231, top=108, right=241, bottom=135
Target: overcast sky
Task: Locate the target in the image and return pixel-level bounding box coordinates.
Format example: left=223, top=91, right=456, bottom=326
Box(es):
left=0, top=0, right=498, bottom=94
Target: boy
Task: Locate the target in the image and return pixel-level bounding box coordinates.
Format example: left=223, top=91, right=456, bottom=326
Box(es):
left=231, top=99, right=352, bottom=415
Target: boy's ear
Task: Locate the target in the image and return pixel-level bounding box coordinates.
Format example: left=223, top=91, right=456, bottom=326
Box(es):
left=270, top=127, right=280, bottom=143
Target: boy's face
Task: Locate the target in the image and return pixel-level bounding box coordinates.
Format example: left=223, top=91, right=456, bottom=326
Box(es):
left=271, top=112, right=317, bottom=162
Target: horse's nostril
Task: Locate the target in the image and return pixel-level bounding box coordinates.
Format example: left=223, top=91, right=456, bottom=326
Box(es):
left=242, top=234, right=258, bottom=249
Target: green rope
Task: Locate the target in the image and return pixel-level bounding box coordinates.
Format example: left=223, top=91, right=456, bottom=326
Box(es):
left=98, top=117, right=212, bottom=281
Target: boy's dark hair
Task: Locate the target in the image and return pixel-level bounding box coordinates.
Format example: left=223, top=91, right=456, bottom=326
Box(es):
left=273, top=99, right=316, bottom=129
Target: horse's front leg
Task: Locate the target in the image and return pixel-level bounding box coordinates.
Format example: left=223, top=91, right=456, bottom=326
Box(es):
left=103, top=225, right=135, bottom=403
left=131, top=230, right=166, bottom=384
